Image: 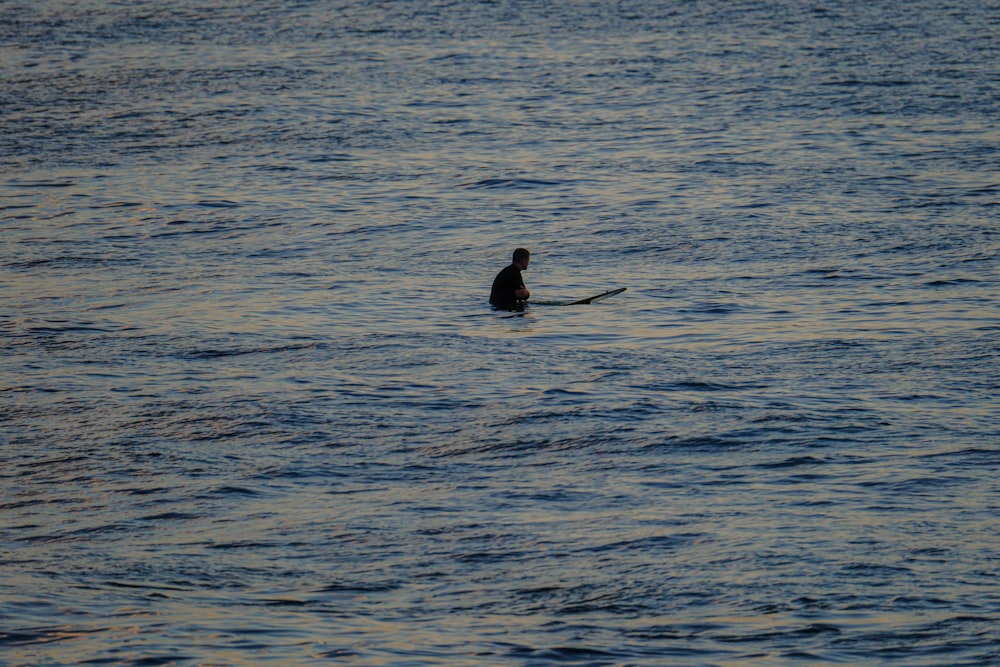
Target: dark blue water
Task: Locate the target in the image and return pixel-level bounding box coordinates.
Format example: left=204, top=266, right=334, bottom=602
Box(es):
left=2, top=1, right=999, bottom=665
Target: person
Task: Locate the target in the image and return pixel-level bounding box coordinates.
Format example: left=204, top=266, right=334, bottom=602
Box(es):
left=490, top=248, right=531, bottom=310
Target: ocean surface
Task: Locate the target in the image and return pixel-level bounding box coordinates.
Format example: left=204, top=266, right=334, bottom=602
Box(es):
left=2, top=1, right=999, bottom=665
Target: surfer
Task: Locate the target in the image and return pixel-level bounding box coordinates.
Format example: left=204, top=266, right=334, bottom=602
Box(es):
left=489, top=248, right=531, bottom=310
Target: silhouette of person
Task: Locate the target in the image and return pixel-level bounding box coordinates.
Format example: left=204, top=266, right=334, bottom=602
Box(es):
left=489, top=248, right=531, bottom=310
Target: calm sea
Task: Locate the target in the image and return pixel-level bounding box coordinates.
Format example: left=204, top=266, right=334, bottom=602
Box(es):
left=2, top=1, right=999, bottom=665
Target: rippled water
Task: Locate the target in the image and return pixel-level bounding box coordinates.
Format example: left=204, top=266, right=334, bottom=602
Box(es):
left=2, top=1, right=999, bottom=665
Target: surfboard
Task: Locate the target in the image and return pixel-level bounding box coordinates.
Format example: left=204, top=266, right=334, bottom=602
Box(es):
left=532, top=287, right=626, bottom=306
left=565, top=287, right=626, bottom=305
left=463, top=288, right=626, bottom=317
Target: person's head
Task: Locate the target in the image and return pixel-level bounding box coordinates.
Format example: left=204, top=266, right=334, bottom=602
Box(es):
left=513, top=247, right=530, bottom=270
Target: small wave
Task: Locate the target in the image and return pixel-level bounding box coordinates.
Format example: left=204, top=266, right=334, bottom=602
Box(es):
left=650, top=435, right=749, bottom=450
left=917, top=447, right=998, bottom=463
left=0, top=625, right=104, bottom=646
left=21, top=320, right=112, bottom=334
left=205, top=485, right=261, bottom=497
left=139, top=511, right=201, bottom=522
left=504, top=645, right=624, bottom=661
left=460, top=177, right=564, bottom=190
left=757, top=455, right=826, bottom=469
left=87, top=201, right=145, bottom=209
left=306, top=153, right=355, bottom=163
left=317, top=581, right=402, bottom=594
left=6, top=256, right=131, bottom=270
left=4, top=180, right=76, bottom=188
left=261, top=598, right=310, bottom=607
left=18, top=454, right=90, bottom=469
left=676, top=302, right=743, bottom=315
left=124, top=655, right=193, bottom=666
left=647, top=380, right=753, bottom=392
left=183, top=342, right=319, bottom=359
left=924, top=278, right=981, bottom=286
left=841, top=562, right=913, bottom=576
left=583, top=533, right=706, bottom=554
left=105, top=580, right=189, bottom=592
left=823, top=78, right=913, bottom=87
left=208, top=540, right=280, bottom=550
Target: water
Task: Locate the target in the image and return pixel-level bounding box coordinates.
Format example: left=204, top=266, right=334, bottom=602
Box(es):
left=2, top=0, right=999, bottom=664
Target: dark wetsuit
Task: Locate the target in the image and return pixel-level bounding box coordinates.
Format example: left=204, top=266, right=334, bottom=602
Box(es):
left=490, top=263, right=527, bottom=310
